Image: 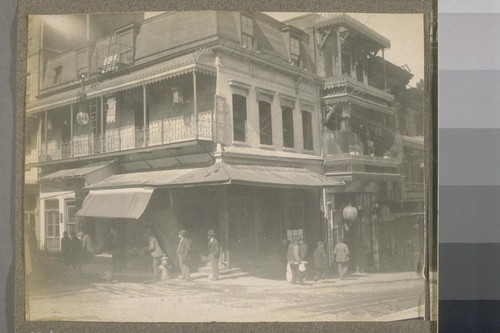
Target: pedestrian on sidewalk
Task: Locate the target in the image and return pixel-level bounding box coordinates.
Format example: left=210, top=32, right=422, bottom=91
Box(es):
left=61, top=231, right=72, bottom=266
left=313, top=241, right=327, bottom=281
left=334, top=238, right=349, bottom=280
left=207, top=229, right=220, bottom=280
left=70, top=232, right=82, bottom=272
left=298, top=236, right=308, bottom=280
left=158, top=254, right=172, bottom=280
left=287, top=237, right=304, bottom=285
left=145, top=227, right=164, bottom=280
left=177, top=230, right=191, bottom=281
left=81, top=227, right=93, bottom=263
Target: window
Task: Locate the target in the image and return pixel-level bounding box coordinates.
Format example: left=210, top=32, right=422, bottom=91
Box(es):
left=290, top=37, right=300, bottom=67
left=232, top=94, right=247, bottom=142
left=53, top=66, right=62, bottom=85
left=241, top=15, right=254, bottom=50
left=45, top=200, right=60, bottom=238
left=259, top=101, right=273, bottom=145
left=342, top=53, right=351, bottom=76
left=302, top=110, right=313, bottom=150
left=282, top=106, right=294, bottom=148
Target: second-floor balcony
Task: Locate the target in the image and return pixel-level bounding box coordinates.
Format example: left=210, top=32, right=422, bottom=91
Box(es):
left=37, top=111, right=213, bottom=163
left=324, top=76, right=395, bottom=115
left=401, top=181, right=424, bottom=202
left=324, top=129, right=400, bottom=181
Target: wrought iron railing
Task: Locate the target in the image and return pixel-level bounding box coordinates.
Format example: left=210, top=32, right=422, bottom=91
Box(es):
left=35, top=111, right=213, bottom=162
left=401, top=182, right=424, bottom=201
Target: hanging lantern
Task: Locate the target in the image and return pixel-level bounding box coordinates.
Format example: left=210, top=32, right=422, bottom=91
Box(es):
left=76, top=111, right=89, bottom=126
left=343, top=204, right=358, bottom=221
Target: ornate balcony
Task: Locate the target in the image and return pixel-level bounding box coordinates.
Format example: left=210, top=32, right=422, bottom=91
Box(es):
left=324, top=76, right=395, bottom=115
left=35, top=111, right=213, bottom=163
left=401, top=181, right=424, bottom=202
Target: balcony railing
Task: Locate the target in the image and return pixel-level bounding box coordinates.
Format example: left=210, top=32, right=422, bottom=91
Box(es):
left=24, top=167, right=39, bottom=184
left=324, top=76, right=395, bottom=105
left=36, top=111, right=213, bottom=162
left=325, top=153, right=400, bottom=175
left=401, top=182, right=424, bottom=201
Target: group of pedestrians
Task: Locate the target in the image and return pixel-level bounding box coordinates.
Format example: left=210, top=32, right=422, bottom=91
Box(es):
left=145, top=228, right=220, bottom=282
left=61, top=228, right=93, bottom=272
left=286, top=236, right=350, bottom=284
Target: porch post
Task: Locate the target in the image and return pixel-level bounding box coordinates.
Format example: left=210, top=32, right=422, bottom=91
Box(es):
left=100, top=96, right=104, bottom=153
left=44, top=110, right=48, bottom=157
left=336, top=27, right=342, bottom=75
left=143, top=85, right=147, bottom=147
left=70, top=104, right=74, bottom=157
left=223, top=185, right=229, bottom=268
left=193, top=70, right=198, bottom=139
left=382, top=48, right=387, bottom=90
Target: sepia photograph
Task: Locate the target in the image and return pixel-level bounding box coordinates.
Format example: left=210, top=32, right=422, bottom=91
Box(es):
left=22, top=11, right=428, bottom=322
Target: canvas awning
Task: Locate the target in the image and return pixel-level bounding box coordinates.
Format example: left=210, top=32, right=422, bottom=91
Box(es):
left=87, top=162, right=343, bottom=190
left=76, top=188, right=154, bottom=219
left=40, top=162, right=113, bottom=181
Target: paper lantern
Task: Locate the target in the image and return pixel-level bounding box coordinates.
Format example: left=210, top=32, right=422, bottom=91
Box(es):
left=76, top=112, right=89, bottom=126
left=343, top=204, right=358, bottom=221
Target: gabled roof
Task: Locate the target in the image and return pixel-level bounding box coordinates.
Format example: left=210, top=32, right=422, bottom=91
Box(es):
left=314, top=14, right=390, bottom=49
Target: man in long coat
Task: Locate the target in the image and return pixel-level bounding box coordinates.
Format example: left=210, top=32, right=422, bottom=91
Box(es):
left=177, top=230, right=190, bottom=281
left=333, top=238, right=350, bottom=280
left=207, top=229, right=220, bottom=280
left=287, top=237, right=304, bottom=284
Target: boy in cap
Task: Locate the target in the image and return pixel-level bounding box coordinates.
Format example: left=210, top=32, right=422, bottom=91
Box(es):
left=158, top=254, right=172, bottom=281
left=207, top=229, right=220, bottom=280
left=177, top=230, right=191, bottom=280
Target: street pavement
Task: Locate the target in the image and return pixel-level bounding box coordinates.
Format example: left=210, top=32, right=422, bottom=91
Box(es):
left=26, top=257, right=427, bottom=322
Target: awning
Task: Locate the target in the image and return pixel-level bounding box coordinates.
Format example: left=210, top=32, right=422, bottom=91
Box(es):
left=87, top=162, right=343, bottom=190
left=40, top=162, right=113, bottom=181
left=76, top=188, right=154, bottom=219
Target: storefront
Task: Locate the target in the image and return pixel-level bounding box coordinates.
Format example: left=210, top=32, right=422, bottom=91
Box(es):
left=75, top=161, right=342, bottom=271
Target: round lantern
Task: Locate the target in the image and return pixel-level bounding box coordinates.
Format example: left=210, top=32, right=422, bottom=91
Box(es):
left=76, top=111, right=89, bottom=126
left=343, top=204, right=358, bottom=221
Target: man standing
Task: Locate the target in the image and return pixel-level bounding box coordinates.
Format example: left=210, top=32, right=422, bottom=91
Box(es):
left=61, top=231, right=72, bottom=266
left=207, top=229, right=220, bottom=281
left=334, top=238, right=350, bottom=280
left=145, top=227, right=164, bottom=280
left=286, top=237, right=304, bottom=285
left=177, top=230, right=190, bottom=281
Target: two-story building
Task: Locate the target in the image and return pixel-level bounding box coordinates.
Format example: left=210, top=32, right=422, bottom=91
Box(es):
left=25, top=12, right=342, bottom=270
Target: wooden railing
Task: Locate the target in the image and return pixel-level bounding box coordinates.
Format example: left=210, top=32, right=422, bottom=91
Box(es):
left=35, top=111, right=213, bottom=162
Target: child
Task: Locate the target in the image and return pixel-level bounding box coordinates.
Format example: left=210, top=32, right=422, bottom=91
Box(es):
left=158, top=254, right=172, bottom=281
left=313, top=241, right=327, bottom=282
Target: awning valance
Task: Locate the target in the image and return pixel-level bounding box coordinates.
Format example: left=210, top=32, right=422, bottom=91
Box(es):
left=76, top=188, right=154, bottom=219
left=40, top=162, right=113, bottom=181
left=87, top=162, right=343, bottom=190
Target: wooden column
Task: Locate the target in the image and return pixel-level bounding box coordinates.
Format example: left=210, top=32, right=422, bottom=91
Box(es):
left=336, top=27, right=342, bottom=75
left=70, top=104, right=74, bottom=157
left=100, top=96, right=104, bottom=153
left=382, top=48, right=387, bottom=90
left=143, top=85, right=147, bottom=147
left=222, top=185, right=229, bottom=268
left=193, top=70, right=198, bottom=139
left=44, top=110, right=48, bottom=157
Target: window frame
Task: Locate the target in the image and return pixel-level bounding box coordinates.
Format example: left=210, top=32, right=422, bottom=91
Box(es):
left=281, top=106, right=295, bottom=148
left=258, top=101, right=273, bottom=146
left=232, top=94, right=247, bottom=142
left=289, top=36, right=301, bottom=67
left=241, top=14, right=254, bottom=50
left=301, top=110, right=314, bottom=151
left=45, top=199, right=60, bottom=239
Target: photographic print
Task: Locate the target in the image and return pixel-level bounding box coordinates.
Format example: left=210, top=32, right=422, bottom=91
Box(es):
left=23, top=11, right=427, bottom=323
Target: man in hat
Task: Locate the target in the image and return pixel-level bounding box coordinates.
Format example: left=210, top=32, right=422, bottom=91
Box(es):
left=177, top=230, right=190, bottom=280
left=207, top=229, right=220, bottom=280
left=286, top=237, right=304, bottom=285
